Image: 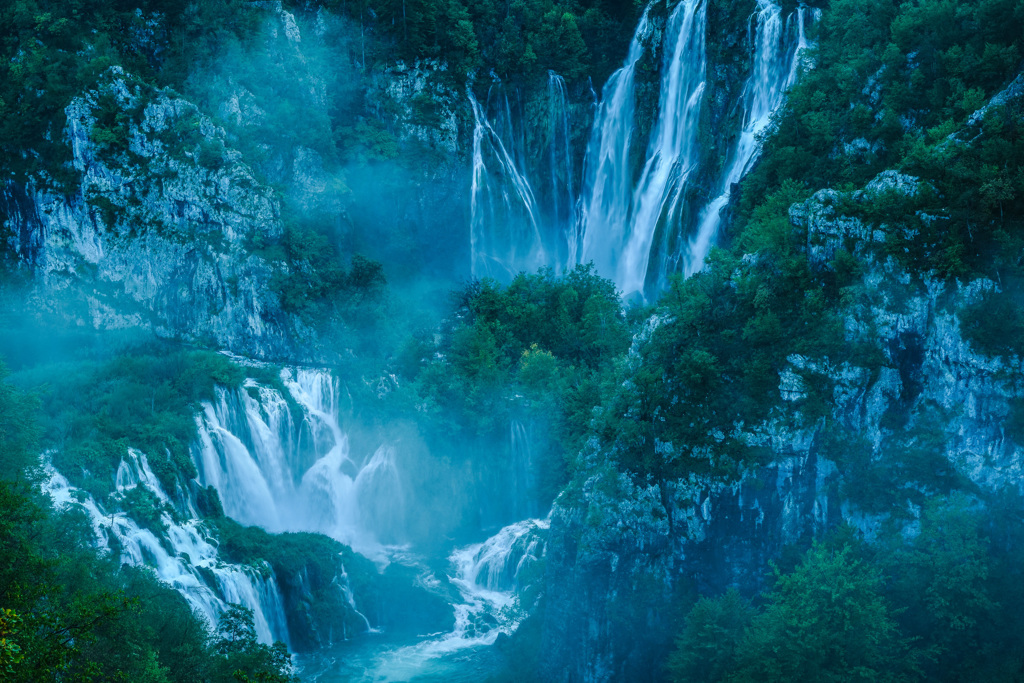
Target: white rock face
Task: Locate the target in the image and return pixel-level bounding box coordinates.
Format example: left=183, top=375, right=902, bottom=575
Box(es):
left=1, top=69, right=294, bottom=358
left=792, top=170, right=1024, bottom=492
left=373, top=59, right=461, bottom=154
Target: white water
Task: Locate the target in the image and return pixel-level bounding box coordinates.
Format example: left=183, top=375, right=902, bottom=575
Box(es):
left=575, top=0, right=812, bottom=296
left=576, top=7, right=653, bottom=279
left=548, top=71, right=575, bottom=267
left=682, top=2, right=807, bottom=277
left=469, top=87, right=548, bottom=280
left=43, top=456, right=290, bottom=646
left=470, top=1, right=811, bottom=295
left=622, top=0, right=708, bottom=297
left=193, top=368, right=405, bottom=559
left=327, top=518, right=548, bottom=682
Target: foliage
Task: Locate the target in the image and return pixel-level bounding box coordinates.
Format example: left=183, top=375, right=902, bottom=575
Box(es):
left=731, top=543, right=918, bottom=682
left=668, top=492, right=1024, bottom=682
left=409, top=265, right=628, bottom=498
left=666, top=589, right=753, bottom=683
left=958, top=288, right=1024, bottom=358
left=0, top=383, right=292, bottom=683
left=210, top=606, right=295, bottom=683
left=587, top=181, right=848, bottom=480
left=737, top=0, right=1024, bottom=283
left=0, top=364, right=40, bottom=482
left=0, top=0, right=265, bottom=182
left=321, top=0, right=641, bottom=85
left=669, top=542, right=921, bottom=682
left=17, top=345, right=246, bottom=498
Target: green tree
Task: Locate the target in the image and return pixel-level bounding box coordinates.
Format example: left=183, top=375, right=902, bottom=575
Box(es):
left=667, top=589, right=754, bottom=683
left=211, top=605, right=295, bottom=683
left=730, top=544, right=920, bottom=683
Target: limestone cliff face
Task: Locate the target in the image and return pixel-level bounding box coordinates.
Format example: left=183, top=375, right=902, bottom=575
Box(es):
left=538, top=169, right=1024, bottom=682
left=1, top=69, right=296, bottom=358
left=0, top=2, right=474, bottom=357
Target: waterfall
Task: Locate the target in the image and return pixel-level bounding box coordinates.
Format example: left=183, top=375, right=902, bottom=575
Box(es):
left=192, top=368, right=405, bottom=558
left=574, top=0, right=811, bottom=295
left=623, top=0, right=708, bottom=297
left=469, top=86, right=548, bottom=280
left=353, top=518, right=549, bottom=679
left=576, top=7, right=653, bottom=281
left=450, top=518, right=547, bottom=595
left=42, top=461, right=290, bottom=647
left=682, top=1, right=807, bottom=277
left=548, top=71, right=575, bottom=268
left=354, top=445, right=406, bottom=545
left=510, top=420, right=534, bottom=519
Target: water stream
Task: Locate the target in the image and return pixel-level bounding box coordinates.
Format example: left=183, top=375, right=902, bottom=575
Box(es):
left=682, top=1, right=807, bottom=278
left=575, top=7, right=653, bottom=280
left=298, top=518, right=548, bottom=682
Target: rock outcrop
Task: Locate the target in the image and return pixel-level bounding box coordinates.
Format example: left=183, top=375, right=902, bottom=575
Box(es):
left=538, top=169, right=1024, bottom=681
left=2, top=68, right=295, bottom=358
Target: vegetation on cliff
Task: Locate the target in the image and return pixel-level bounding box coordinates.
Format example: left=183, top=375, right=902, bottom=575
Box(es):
left=0, top=364, right=296, bottom=682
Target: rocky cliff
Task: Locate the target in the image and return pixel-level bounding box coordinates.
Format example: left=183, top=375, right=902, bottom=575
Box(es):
left=2, top=69, right=296, bottom=358
left=538, top=163, right=1024, bottom=680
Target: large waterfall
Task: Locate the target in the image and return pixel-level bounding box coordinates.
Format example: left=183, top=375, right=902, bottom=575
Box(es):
left=621, top=0, right=708, bottom=296
left=472, top=0, right=811, bottom=297
left=575, top=7, right=653, bottom=280
left=193, top=368, right=406, bottom=556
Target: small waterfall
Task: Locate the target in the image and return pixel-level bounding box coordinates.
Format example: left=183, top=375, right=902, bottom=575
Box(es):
left=338, top=562, right=376, bottom=639
left=510, top=420, right=534, bottom=519
left=469, top=86, right=548, bottom=280
left=623, top=0, right=708, bottom=297
left=42, top=461, right=290, bottom=647
left=192, top=368, right=406, bottom=558
left=576, top=7, right=653, bottom=279
left=355, top=518, right=549, bottom=678
left=548, top=71, right=575, bottom=267
left=682, top=1, right=806, bottom=277
left=450, top=518, right=547, bottom=595
left=354, top=445, right=405, bottom=545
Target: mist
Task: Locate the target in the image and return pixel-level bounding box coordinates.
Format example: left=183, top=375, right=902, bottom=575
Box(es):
left=2, top=0, right=1024, bottom=681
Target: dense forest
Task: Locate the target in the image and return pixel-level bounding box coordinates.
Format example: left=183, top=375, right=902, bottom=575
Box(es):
left=2, top=0, right=1024, bottom=680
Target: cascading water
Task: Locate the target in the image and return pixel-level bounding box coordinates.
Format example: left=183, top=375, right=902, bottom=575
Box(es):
left=682, top=1, right=807, bottom=277
left=623, top=0, right=708, bottom=297
left=193, top=368, right=406, bottom=558
left=469, top=86, right=548, bottom=280
left=331, top=518, right=548, bottom=682
left=450, top=518, right=547, bottom=595
left=548, top=71, right=575, bottom=267
left=42, top=454, right=290, bottom=646
left=470, top=72, right=580, bottom=279
left=573, top=0, right=811, bottom=296
left=576, top=7, right=653, bottom=279
left=510, top=420, right=535, bottom=519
